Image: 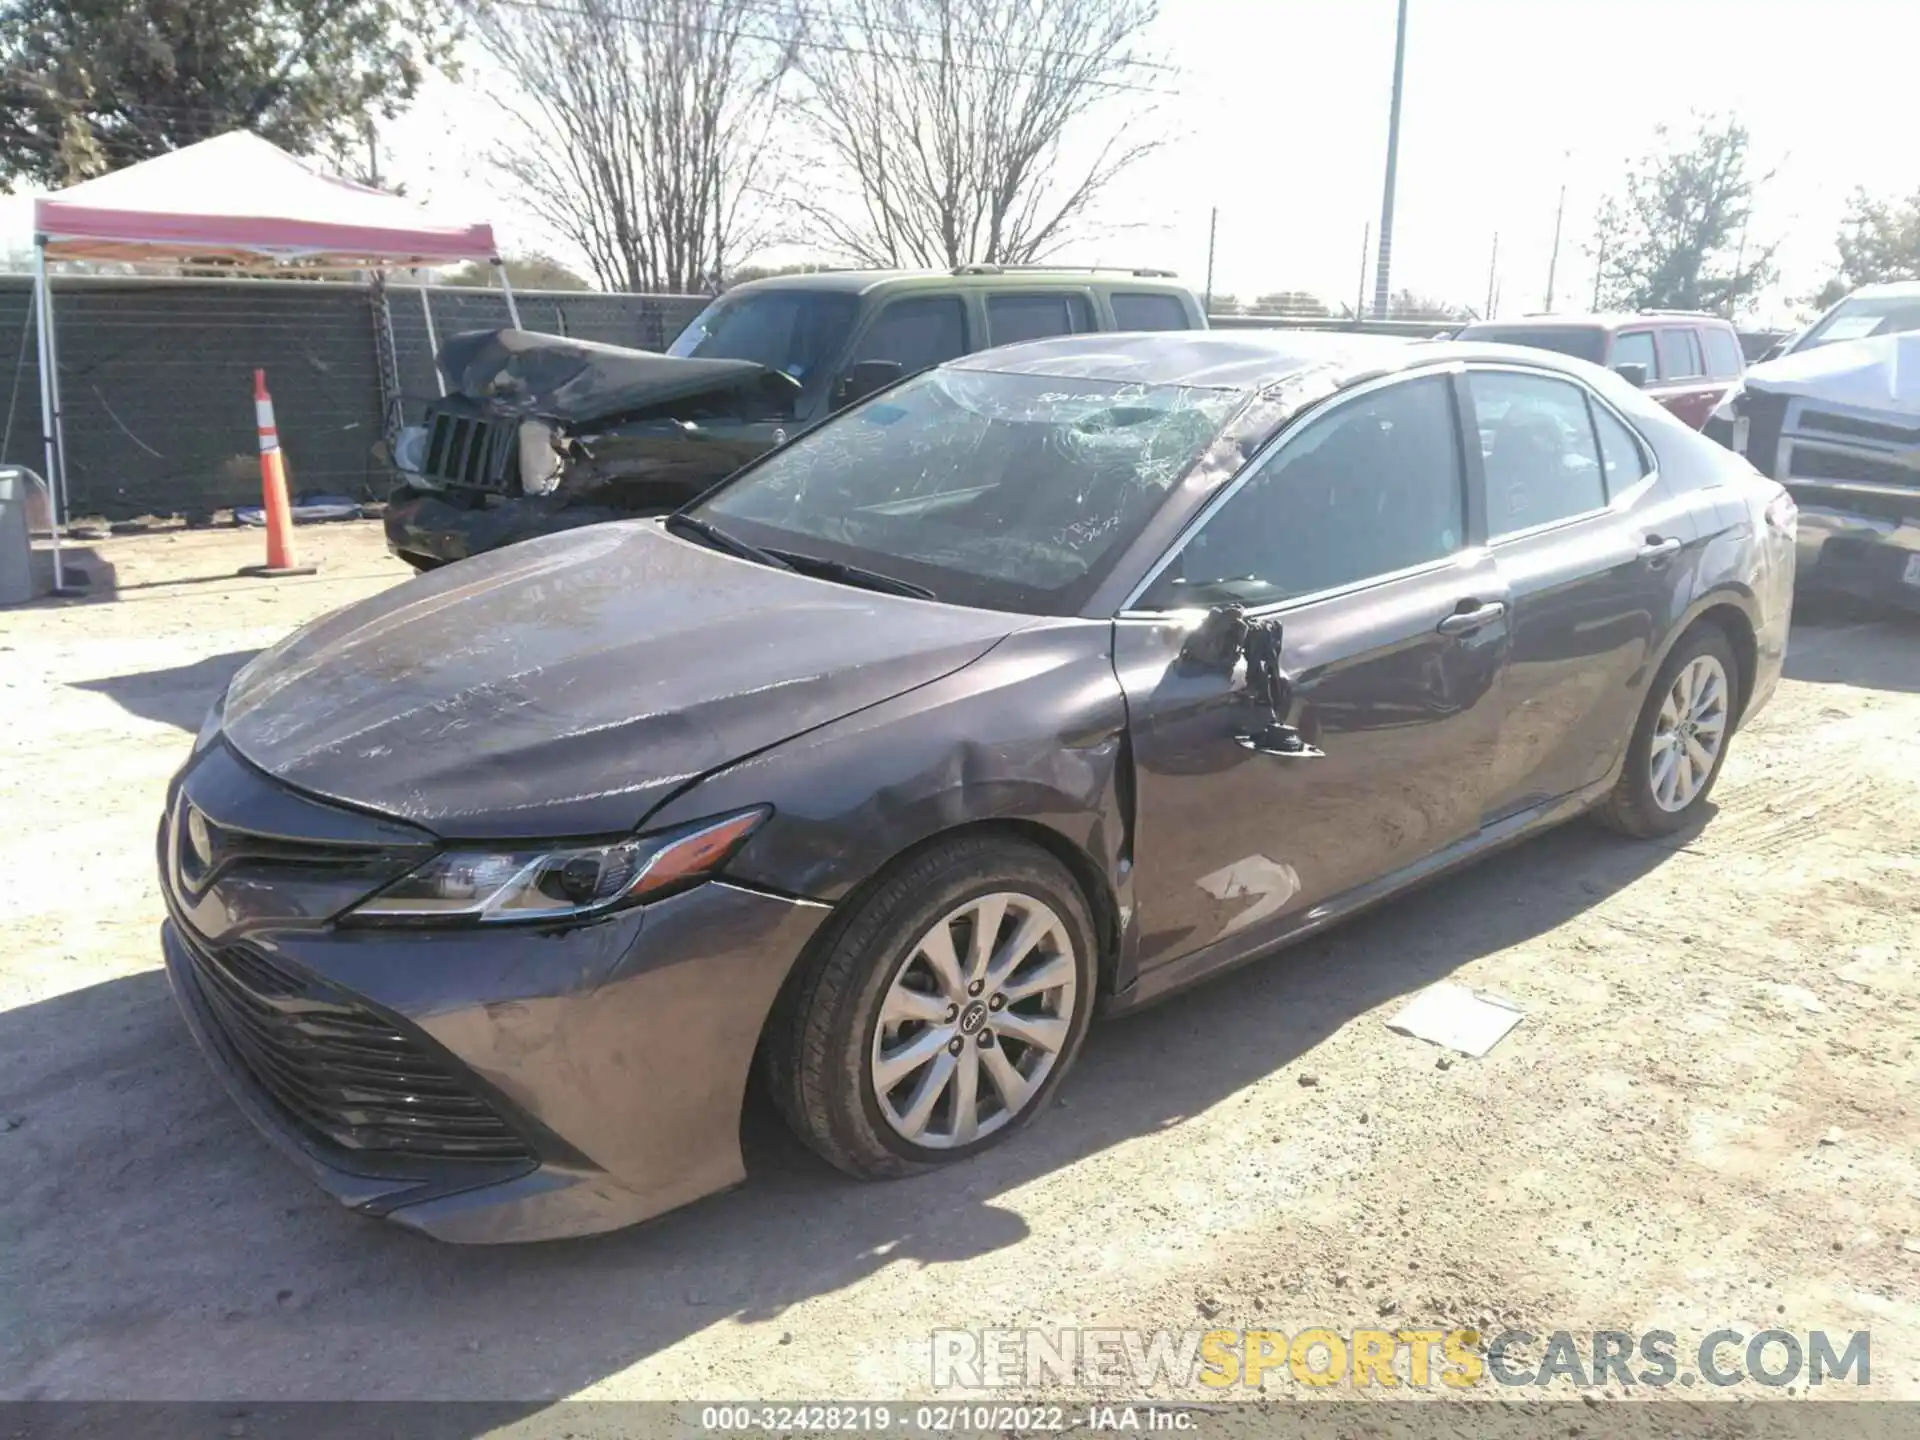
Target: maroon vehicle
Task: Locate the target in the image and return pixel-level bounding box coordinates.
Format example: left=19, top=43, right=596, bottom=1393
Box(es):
left=1455, top=312, right=1745, bottom=430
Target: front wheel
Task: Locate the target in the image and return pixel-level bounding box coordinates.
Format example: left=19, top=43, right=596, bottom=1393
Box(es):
left=764, top=835, right=1097, bottom=1178
left=1594, top=623, right=1740, bottom=837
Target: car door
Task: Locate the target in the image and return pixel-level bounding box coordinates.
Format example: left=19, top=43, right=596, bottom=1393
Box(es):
left=1649, top=326, right=1721, bottom=429
left=1465, top=365, right=1702, bottom=819
left=1113, top=371, right=1513, bottom=980
left=984, top=290, right=1096, bottom=346
left=827, top=294, right=972, bottom=411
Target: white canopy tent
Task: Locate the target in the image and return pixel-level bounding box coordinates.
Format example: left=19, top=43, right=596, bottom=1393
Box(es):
left=30, top=132, right=513, bottom=589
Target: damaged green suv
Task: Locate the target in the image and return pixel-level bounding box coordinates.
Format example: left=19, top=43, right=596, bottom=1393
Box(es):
left=384, top=267, right=1207, bottom=568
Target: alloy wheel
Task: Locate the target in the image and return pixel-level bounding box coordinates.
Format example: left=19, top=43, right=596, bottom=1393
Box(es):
left=1649, top=653, right=1729, bottom=813
left=868, top=891, right=1078, bottom=1149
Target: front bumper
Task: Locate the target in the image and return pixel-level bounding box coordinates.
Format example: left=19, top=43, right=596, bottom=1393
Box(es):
left=1793, top=499, right=1920, bottom=612
left=383, top=486, right=622, bottom=567
left=161, top=767, right=831, bottom=1241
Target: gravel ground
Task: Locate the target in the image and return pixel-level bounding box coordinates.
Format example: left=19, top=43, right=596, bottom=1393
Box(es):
left=2, top=522, right=1916, bottom=1408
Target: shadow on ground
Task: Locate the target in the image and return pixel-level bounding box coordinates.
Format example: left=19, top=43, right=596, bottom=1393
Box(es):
left=1, top=814, right=1691, bottom=1410
left=68, top=652, right=260, bottom=732
left=1786, top=608, right=1920, bottom=693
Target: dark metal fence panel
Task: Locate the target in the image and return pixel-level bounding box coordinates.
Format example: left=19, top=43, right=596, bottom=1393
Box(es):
left=0, top=276, right=709, bottom=522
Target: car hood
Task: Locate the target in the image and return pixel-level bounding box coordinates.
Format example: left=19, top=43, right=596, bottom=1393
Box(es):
left=1742, top=332, right=1920, bottom=416
left=436, top=328, right=794, bottom=424
left=221, top=523, right=1020, bottom=838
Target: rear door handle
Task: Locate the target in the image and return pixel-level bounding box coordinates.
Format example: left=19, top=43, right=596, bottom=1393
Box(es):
left=1641, top=535, right=1684, bottom=565
left=1436, top=600, right=1507, bottom=636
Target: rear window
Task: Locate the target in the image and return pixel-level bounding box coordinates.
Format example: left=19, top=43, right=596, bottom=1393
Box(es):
left=987, top=292, right=1094, bottom=346
left=1110, top=292, right=1194, bottom=331
left=1701, top=326, right=1743, bottom=379
left=1457, top=325, right=1607, bottom=365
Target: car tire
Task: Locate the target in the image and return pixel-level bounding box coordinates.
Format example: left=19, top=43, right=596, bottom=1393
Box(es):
left=1593, top=622, right=1741, bottom=838
left=764, top=833, right=1098, bottom=1180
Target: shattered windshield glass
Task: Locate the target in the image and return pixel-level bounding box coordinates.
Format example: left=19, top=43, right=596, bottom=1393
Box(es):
left=695, top=367, right=1244, bottom=614
left=666, top=290, right=860, bottom=383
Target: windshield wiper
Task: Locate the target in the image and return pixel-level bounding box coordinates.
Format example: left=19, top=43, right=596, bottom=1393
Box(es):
left=663, top=512, right=794, bottom=571
left=767, top=549, right=936, bottom=600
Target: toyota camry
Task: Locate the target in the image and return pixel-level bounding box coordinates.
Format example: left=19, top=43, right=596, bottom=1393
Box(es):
left=160, top=331, right=1795, bottom=1242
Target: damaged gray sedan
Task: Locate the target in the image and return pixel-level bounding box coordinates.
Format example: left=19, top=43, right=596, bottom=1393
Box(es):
left=167, top=332, right=1790, bottom=1242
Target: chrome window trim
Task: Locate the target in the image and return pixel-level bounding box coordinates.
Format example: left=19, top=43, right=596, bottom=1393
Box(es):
left=1116, top=363, right=1470, bottom=617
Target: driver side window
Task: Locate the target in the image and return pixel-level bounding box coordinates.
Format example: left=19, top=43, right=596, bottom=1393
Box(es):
left=1138, top=375, right=1465, bottom=609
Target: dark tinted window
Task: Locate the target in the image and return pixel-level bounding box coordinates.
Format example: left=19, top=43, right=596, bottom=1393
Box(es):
left=700, top=369, right=1240, bottom=615
left=1591, top=403, right=1650, bottom=496
left=1110, top=293, right=1193, bottom=331
left=987, top=292, right=1094, bottom=346
left=666, top=290, right=859, bottom=384
left=1458, top=324, right=1607, bottom=364
left=1700, top=326, right=1743, bottom=379
left=1470, top=371, right=1607, bottom=537
left=1657, top=327, right=1704, bottom=379
left=850, top=297, right=968, bottom=375
left=1611, top=330, right=1657, bottom=375
left=1137, top=376, right=1463, bottom=608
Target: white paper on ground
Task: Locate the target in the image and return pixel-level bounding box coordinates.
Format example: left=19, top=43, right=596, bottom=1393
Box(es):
left=1387, top=982, right=1525, bottom=1058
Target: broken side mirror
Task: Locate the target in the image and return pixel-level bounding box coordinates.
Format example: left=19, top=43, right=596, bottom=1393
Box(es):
left=1237, top=617, right=1323, bottom=758
left=1181, top=605, right=1322, bottom=757
left=834, top=359, right=904, bottom=409
left=1613, top=362, right=1649, bottom=388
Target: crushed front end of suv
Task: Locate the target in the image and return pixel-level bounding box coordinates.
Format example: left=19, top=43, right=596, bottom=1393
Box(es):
left=1707, top=331, right=1920, bottom=611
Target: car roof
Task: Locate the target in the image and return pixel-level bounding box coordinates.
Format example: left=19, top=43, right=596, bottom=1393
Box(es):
left=725, top=268, right=1196, bottom=298
left=945, top=329, right=1654, bottom=394
left=1843, top=280, right=1920, bottom=300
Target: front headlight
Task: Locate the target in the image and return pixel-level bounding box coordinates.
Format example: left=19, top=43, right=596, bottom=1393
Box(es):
left=392, top=424, right=430, bottom=475
left=348, top=807, right=768, bottom=925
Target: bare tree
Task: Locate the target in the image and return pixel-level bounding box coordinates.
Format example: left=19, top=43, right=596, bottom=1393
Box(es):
left=786, top=0, right=1164, bottom=268
left=467, top=0, right=796, bottom=293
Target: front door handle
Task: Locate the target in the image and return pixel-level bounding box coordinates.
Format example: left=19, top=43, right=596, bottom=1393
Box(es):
left=1641, top=535, right=1684, bottom=565
left=1436, top=600, right=1507, bottom=636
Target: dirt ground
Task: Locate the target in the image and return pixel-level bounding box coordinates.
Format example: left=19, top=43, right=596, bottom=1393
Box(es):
left=2, top=521, right=1916, bottom=1408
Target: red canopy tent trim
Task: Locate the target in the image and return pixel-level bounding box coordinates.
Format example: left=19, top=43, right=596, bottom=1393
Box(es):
left=29, top=132, right=515, bottom=589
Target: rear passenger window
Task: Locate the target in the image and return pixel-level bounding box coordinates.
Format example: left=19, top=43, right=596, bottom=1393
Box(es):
left=1658, top=328, right=1704, bottom=379
left=1701, top=326, right=1743, bottom=379
left=1469, top=371, right=1608, bottom=537
left=1590, top=403, right=1650, bottom=496
left=1612, top=331, right=1657, bottom=375
left=1110, top=293, right=1192, bottom=331
left=986, top=292, right=1093, bottom=346
left=851, top=297, right=968, bottom=375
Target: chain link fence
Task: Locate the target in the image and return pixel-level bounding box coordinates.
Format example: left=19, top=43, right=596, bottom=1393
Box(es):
left=0, top=276, right=707, bottom=522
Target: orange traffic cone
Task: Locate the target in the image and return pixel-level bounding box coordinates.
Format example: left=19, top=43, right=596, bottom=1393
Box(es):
left=239, top=368, right=317, bottom=578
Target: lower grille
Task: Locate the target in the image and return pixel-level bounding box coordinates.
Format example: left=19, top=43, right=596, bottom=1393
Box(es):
left=182, top=934, right=531, bottom=1164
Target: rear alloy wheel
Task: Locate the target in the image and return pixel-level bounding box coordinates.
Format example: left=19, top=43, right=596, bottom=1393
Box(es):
left=765, top=836, right=1097, bottom=1178
left=1595, top=624, right=1740, bottom=837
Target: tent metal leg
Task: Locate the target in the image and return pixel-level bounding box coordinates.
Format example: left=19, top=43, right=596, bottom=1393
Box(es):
left=417, top=271, right=445, bottom=395
left=30, top=238, right=74, bottom=595
left=493, top=260, right=523, bottom=329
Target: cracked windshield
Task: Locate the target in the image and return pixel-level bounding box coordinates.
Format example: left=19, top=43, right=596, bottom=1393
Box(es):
left=696, top=367, right=1241, bottom=613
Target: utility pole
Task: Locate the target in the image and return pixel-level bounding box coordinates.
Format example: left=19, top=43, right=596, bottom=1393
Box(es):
left=1544, top=164, right=1568, bottom=311
left=1484, top=232, right=1499, bottom=319
left=1591, top=232, right=1607, bottom=310
left=1371, top=0, right=1410, bottom=319
left=1204, top=207, right=1218, bottom=316
left=1729, top=220, right=1750, bottom=318
left=1355, top=222, right=1371, bottom=321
